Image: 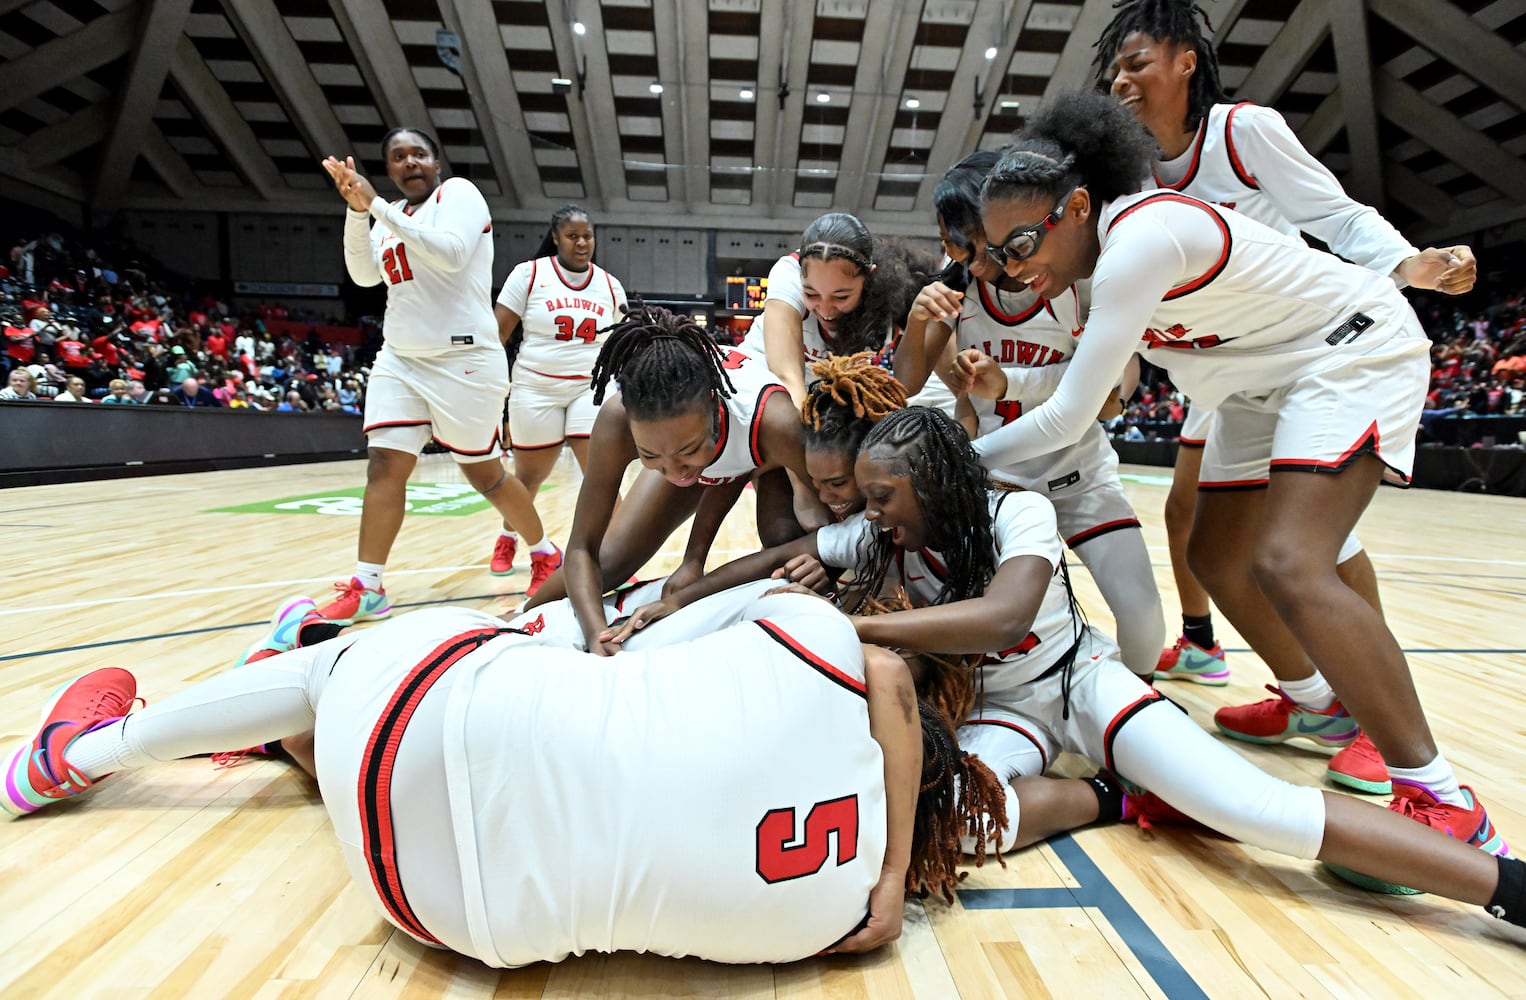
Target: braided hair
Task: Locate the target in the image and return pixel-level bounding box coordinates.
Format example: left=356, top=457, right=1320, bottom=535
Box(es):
left=982, top=90, right=1156, bottom=209
left=846, top=407, right=996, bottom=612
left=1094, top=0, right=1229, bottom=133
left=800, top=352, right=908, bottom=455
left=932, top=150, right=1002, bottom=292
left=909, top=701, right=1010, bottom=901
left=529, top=203, right=592, bottom=262
left=797, top=213, right=927, bottom=355
left=590, top=301, right=735, bottom=420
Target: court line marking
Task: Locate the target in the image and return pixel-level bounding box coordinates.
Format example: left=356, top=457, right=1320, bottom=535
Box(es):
left=0, top=591, right=520, bottom=662
left=1137, top=545, right=1526, bottom=567
left=960, top=833, right=1208, bottom=999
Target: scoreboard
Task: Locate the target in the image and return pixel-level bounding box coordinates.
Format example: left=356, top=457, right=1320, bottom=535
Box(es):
left=725, top=275, right=768, bottom=311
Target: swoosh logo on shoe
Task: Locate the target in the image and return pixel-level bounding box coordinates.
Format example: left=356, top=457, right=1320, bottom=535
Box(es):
left=1295, top=717, right=1343, bottom=734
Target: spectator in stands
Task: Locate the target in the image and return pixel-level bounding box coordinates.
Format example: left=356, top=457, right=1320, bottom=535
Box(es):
left=55, top=375, right=89, bottom=402
left=1, top=367, right=37, bottom=400
left=276, top=390, right=308, bottom=413
left=83, top=355, right=114, bottom=395
left=128, top=379, right=148, bottom=404
left=172, top=376, right=220, bottom=408
left=100, top=378, right=138, bottom=404
left=166, top=345, right=197, bottom=384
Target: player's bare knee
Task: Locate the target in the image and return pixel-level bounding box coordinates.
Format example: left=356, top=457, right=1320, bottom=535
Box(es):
left=1162, top=485, right=1195, bottom=536
left=366, top=448, right=414, bottom=486
left=1250, top=536, right=1323, bottom=610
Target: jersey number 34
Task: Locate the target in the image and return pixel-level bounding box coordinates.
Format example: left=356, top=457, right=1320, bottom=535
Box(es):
left=755, top=794, right=859, bottom=883
left=554, top=315, right=599, bottom=343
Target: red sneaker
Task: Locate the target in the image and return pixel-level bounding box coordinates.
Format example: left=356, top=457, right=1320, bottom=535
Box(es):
left=1213, top=684, right=1358, bottom=748
left=1326, top=781, right=1510, bottom=894
left=490, top=534, right=517, bottom=576
left=314, top=577, right=392, bottom=625
left=526, top=543, right=563, bottom=598
left=1326, top=732, right=1391, bottom=794
left=2, top=668, right=142, bottom=815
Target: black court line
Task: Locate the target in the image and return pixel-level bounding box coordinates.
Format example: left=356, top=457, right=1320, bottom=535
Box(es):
left=960, top=833, right=1208, bottom=999
left=0, top=591, right=523, bottom=663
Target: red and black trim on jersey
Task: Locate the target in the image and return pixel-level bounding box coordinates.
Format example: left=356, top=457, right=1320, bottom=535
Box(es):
left=431, top=426, right=503, bottom=457
left=704, top=395, right=731, bottom=471
left=1268, top=421, right=1408, bottom=483
left=550, top=257, right=595, bottom=292
left=975, top=281, right=1047, bottom=328
left=1101, top=689, right=1166, bottom=773
left=754, top=618, right=868, bottom=698
left=1197, top=477, right=1269, bottom=491
left=750, top=384, right=788, bottom=467
left=965, top=717, right=1050, bottom=773
left=1151, top=117, right=1208, bottom=191
left=363, top=418, right=431, bottom=435
left=1223, top=102, right=1259, bottom=189
left=358, top=625, right=517, bottom=945
left=1108, top=194, right=1232, bottom=300
left=1065, top=518, right=1142, bottom=548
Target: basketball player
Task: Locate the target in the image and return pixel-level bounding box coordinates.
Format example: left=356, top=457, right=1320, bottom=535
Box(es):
left=896, top=151, right=1165, bottom=683
left=969, top=90, right=1506, bottom=885
left=2, top=581, right=1022, bottom=965
left=608, top=407, right=1525, bottom=917
left=491, top=204, right=628, bottom=592
left=1096, top=0, right=1477, bottom=794
left=318, top=130, right=545, bottom=623
left=743, top=213, right=924, bottom=404
left=521, top=304, right=828, bottom=654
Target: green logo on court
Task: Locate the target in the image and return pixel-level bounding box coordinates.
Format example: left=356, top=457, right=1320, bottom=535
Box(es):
left=212, top=483, right=492, bottom=517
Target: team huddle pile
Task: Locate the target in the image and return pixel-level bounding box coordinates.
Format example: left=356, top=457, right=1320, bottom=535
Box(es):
left=5, top=0, right=1524, bottom=969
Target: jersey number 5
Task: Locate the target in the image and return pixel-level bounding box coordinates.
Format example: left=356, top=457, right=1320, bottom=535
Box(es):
left=381, top=245, right=414, bottom=284
left=755, top=794, right=859, bottom=883
left=554, top=315, right=599, bottom=343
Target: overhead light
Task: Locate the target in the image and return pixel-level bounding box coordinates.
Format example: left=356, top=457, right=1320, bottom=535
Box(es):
left=816, top=91, right=831, bottom=103
left=985, top=46, right=998, bottom=60
left=999, top=99, right=1021, bottom=110
left=649, top=79, right=664, bottom=94
left=739, top=88, right=754, bottom=100
left=551, top=77, right=572, bottom=94
left=904, top=96, right=920, bottom=109
left=572, top=20, right=586, bottom=35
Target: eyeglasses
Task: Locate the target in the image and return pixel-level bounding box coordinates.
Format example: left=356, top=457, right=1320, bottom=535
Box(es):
left=986, top=190, right=1073, bottom=266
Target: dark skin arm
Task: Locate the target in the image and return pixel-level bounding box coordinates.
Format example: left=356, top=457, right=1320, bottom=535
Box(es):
left=757, top=389, right=833, bottom=530
left=662, top=476, right=750, bottom=597
left=493, top=303, right=523, bottom=349
left=851, top=554, right=1054, bottom=653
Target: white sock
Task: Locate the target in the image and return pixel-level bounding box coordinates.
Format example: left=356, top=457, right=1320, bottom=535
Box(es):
left=65, top=718, right=135, bottom=780
left=354, top=561, right=385, bottom=590
left=500, top=530, right=518, bottom=541
left=1279, top=670, right=1336, bottom=711
left=1389, top=752, right=1465, bottom=807
left=527, top=534, right=557, bottom=555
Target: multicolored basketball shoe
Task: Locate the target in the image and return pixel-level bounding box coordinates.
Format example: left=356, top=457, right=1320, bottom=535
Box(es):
left=1213, top=684, right=1359, bottom=748
left=233, top=595, right=320, bottom=669
left=490, top=534, right=517, bottom=576
left=315, top=577, right=392, bottom=626
left=1154, top=636, right=1229, bottom=685
left=2, top=668, right=141, bottom=816
left=526, top=543, right=563, bottom=598
left=1326, top=781, right=1511, bottom=894
left=1326, top=732, right=1391, bottom=795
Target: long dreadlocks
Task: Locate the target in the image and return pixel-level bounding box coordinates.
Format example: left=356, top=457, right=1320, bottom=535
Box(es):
left=800, top=352, right=908, bottom=454
left=1093, top=0, right=1230, bottom=133
left=590, top=301, right=736, bottom=419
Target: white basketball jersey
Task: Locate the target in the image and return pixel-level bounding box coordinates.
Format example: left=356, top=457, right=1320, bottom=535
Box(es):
left=498, top=257, right=627, bottom=379
left=446, top=604, right=886, bottom=966
left=1099, top=192, right=1422, bottom=411
left=956, top=283, right=1119, bottom=495
left=357, top=178, right=496, bottom=357
left=740, top=253, right=892, bottom=384
left=697, top=347, right=789, bottom=485
left=1154, top=102, right=1416, bottom=275
left=815, top=489, right=1081, bottom=693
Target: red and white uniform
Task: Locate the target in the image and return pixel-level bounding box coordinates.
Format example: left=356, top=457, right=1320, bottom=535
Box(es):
left=972, top=192, right=1429, bottom=484
left=740, top=254, right=893, bottom=384
left=497, top=257, right=628, bottom=448
left=693, top=348, right=789, bottom=486
left=343, top=178, right=507, bottom=460
left=311, top=590, right=884, bottom=966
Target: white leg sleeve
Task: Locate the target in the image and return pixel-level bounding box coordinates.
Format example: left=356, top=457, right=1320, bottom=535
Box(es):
left=1070, top=528, right=1166, bottom=678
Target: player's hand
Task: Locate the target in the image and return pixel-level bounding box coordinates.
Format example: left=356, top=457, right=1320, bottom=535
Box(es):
left=1397, top=246, right=1476, bottom=295
left=769, top=553, right=832, bottom=594
left=587, top=637, right=621, bottom=656
left=322, top=155, right=375, bottom=213
left=825, top=866, right=906, bottom=954
left=598, top=599, right=677, bottom=645
left=661, top=560, right=705, bottom=600
left=955, top=349, right=1009, bottom=399
left=908, top=282, right=963, bottom=325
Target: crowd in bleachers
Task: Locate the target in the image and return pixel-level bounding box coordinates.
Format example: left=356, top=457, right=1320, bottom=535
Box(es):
left=0, top=228, right=375, bottom=415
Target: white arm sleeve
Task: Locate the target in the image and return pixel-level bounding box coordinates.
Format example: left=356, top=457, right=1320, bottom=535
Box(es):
left=972, top=208, right=1198, bottom=468
left=1234, top=106, right=1418, bottom=277
left=342, top=210, right=383, bottom=287
left=765, top=254, right=805, bottom=313
left=367, top=178, right=489, bottom=273
left=496, top=260, right=534, bottom=313
left=815, top=514, right=875, bottom=571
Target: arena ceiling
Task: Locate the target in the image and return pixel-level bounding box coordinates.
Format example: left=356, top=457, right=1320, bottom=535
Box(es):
left=0, top=0, right=1524, bottom=243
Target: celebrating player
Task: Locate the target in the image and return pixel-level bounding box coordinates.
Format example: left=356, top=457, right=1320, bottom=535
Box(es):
left=491, top=204, right=628, bottom=592
left=1097, top=0, right=1477, bottom=795
left=318, top=129, right=545, bottom=623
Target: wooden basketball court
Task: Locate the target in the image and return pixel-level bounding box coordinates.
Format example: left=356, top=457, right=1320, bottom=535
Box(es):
left=1, top=455, right=1522, bottom=998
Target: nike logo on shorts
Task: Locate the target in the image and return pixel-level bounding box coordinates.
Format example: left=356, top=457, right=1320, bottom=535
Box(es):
left=465, top=369, right=478, bottom=374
